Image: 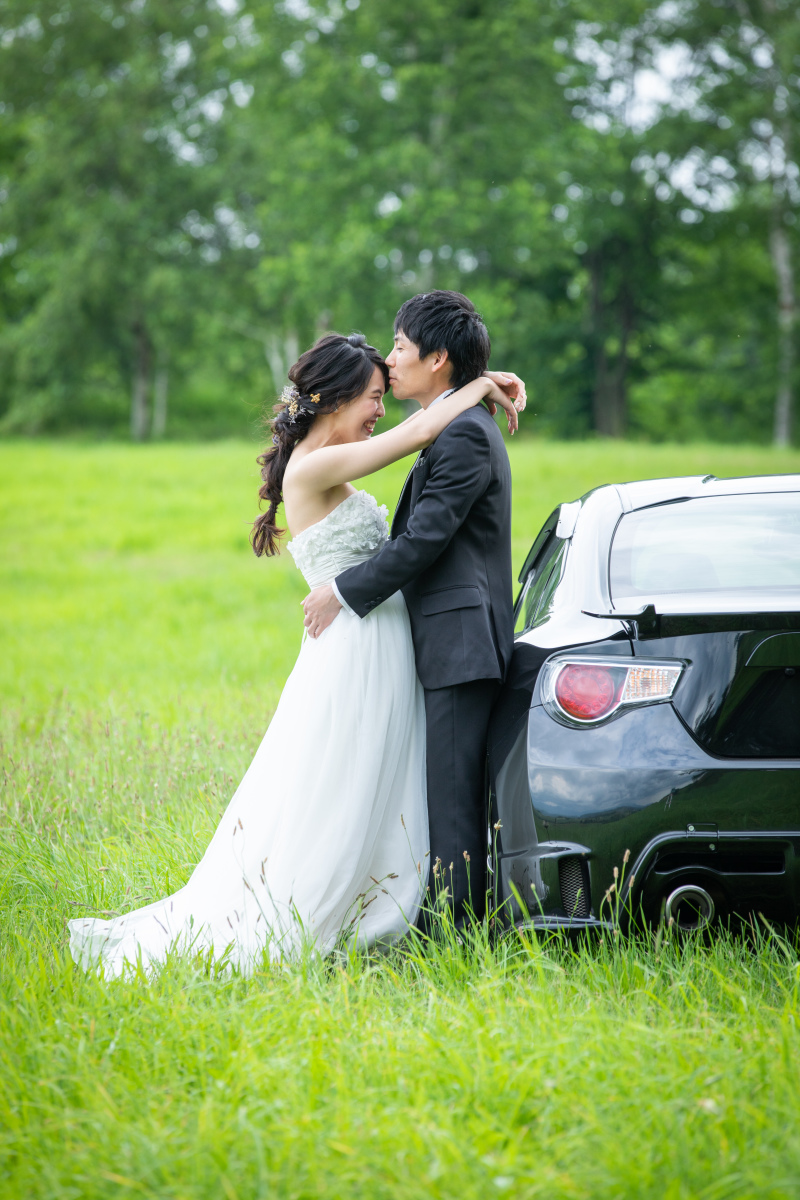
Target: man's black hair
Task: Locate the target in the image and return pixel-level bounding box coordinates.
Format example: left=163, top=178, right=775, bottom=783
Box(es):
left=394, top=290, right=491, bottom=390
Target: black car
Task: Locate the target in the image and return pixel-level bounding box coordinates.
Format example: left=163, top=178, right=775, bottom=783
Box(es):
left=488, top=474, right=800, bottom=932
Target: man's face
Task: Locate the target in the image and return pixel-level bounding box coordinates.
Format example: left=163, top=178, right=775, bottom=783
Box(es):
left=385, top=330, right=450, bottom=403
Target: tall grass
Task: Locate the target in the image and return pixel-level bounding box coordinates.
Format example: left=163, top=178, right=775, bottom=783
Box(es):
left=3, top=438, right=800, bottom=1197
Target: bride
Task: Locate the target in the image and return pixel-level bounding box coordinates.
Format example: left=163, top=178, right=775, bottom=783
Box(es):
left=69, top=332, right=518, bottom=975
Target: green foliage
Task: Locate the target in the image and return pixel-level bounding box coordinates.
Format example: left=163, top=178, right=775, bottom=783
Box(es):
left=0, top=1, right=797, bottom=442
left=0, top=0, right=238, bottom=435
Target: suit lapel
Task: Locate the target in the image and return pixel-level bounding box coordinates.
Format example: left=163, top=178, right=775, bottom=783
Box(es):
left=391, top=442, right=435, bottom=537
left=391, top=461, right=416, bottom=537
left=390, top=395, right=450, bottom=536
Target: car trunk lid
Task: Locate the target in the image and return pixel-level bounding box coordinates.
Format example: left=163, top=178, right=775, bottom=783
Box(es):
left=629, top=618, right=800, bottom=758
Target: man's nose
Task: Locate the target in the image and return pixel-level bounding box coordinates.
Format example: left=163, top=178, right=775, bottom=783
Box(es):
left=385, top=348, right=397, bottom=368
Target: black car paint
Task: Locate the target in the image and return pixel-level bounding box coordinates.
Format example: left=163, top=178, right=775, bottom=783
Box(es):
left=644, top=625, right=800, bottom=759
left=489, top=532, right=800, bottom=932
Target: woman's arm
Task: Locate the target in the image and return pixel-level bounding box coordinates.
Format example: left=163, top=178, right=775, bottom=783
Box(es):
left=290, top=377, right=518, bottom=492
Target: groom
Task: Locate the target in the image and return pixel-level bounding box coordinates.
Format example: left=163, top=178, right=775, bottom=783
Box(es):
left=301, top=291, right=518, bottom=927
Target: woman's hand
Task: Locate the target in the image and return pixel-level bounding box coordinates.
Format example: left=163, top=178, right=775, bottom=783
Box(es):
left=482, top=378, right=521, bottom=435
left=484, top=370, right=527, bottom=413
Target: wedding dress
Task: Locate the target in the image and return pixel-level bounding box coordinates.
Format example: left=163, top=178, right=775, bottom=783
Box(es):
left=69, top=491, right=429, bottom=975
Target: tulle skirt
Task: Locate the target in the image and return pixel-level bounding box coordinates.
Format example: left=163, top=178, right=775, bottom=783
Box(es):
left=69, top=593, right=429, bottom=975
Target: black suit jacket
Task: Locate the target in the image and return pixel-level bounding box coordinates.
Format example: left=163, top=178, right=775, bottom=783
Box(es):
left=335, top=404, right=514, bottom=691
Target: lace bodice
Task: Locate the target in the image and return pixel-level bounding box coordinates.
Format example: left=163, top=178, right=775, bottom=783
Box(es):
left=286, top=490, right=389, bottom=588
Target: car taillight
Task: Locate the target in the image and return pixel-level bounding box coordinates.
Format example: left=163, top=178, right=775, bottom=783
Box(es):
left=555, top=664, right=625, bottom=721
left=542, top=658, right=683, bottom=726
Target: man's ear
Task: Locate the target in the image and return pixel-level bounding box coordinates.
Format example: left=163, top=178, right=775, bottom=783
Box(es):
left=430, top=348, right=450, bottom=375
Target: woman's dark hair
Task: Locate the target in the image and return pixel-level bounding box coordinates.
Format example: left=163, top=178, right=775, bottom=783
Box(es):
left=394, top=290, right=490, bottom=390
left=252, top=332, right=389, bottom=557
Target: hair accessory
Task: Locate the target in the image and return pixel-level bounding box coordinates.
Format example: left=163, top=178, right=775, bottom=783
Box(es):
left=279, top=384, right=322, bottom=423
left=280, top=384, right=301, bottom=422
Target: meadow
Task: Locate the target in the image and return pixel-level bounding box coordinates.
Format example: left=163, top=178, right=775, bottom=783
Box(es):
left=3, top=437, right=800, bottom=1199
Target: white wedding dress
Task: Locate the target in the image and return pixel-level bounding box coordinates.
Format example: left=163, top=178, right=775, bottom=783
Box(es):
left=69, top=491, right=429, bottom=975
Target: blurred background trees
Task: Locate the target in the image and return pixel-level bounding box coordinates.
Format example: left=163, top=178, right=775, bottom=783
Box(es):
left=0, top=0, right=797, bottom=442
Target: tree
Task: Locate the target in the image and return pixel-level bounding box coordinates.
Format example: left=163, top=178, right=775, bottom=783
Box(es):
left=217, top=0, right=580, bottom=420
left=671, top=0, right=800, bottom=446
left=1, top=0, right=795, bottom=444
left=0, top=0, right=233, bottom=436
left=574, top=0, right=800, bottom=443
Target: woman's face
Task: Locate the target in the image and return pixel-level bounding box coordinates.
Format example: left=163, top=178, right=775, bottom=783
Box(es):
left=333, top=366, right=386, bottom=441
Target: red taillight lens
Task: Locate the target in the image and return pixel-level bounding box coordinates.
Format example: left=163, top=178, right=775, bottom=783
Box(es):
left=554, top=664, right=625, bottom=721
left=543, top=658, right=683, bottom=726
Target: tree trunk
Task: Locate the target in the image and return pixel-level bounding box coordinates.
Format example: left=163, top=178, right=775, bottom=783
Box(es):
left=429, top=45, right=456, bottom=160
left=130, top=322, right=151, bottom=442
left=264, top=330, right=299, bottom=392
left=589, top=253, right=629, bottom=438
left=770, top=216, right=795, bottom=448
left=593, top=362, right=628, bottom=438
left=152, top=353, right=169, bottom=439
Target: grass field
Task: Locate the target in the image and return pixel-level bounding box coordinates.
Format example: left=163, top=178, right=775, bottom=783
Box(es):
left=3, top=437, right=800, bottom=1199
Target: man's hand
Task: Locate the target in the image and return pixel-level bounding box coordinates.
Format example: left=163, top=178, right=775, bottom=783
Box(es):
left=484, top=370, right=527, bottom=413
left=302, top=584, right=342, bottom=639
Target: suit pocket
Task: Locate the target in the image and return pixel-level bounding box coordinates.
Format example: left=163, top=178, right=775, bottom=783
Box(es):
left=420, top=585, right=482, bottom=615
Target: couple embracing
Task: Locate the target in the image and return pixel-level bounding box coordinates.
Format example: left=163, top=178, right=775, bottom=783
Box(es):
left=69, top=290, right=526, bottom=974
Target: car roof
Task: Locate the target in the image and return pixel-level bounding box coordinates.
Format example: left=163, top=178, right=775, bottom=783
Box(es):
left=591, top=473, right=800, bottom=512
left=517, top=472, right=800, bottom=650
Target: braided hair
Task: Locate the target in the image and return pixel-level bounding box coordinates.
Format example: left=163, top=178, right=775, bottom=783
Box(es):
left=251, top=332, right=389, bottom=557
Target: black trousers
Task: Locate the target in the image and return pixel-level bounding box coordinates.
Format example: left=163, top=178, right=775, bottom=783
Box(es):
left=422, top=678, right=501, bottom=928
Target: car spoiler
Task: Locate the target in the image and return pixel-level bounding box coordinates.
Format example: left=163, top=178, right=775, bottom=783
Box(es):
left=583, top=604, right=800, bottom=639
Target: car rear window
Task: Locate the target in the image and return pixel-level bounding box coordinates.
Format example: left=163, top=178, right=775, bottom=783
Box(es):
left=610, top=492, right=800, bottom=604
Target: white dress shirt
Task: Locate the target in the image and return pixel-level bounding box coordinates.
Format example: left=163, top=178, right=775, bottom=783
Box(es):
left=331, top=388, right=455, bottom=614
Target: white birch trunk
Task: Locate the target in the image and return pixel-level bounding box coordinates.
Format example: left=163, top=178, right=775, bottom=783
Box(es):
left=264, top=330, right=299, bottom=392
left=130, top=324, right=150, bottom=442
left=770, top=219, right=795, bottom=447
left=151, top=355, right=169, bottom=439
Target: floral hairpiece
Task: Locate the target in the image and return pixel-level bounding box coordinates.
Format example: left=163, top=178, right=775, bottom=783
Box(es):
left=279, top=385, right=323, bottom=422
left=280, top=384, right=301, bottom=422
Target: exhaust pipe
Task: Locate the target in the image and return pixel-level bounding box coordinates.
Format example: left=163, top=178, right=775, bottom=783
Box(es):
left=665, top=884, right=715, bottom=931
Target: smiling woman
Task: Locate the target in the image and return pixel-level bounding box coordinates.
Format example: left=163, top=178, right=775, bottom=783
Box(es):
left=251, top=332, right=389, bottom=556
